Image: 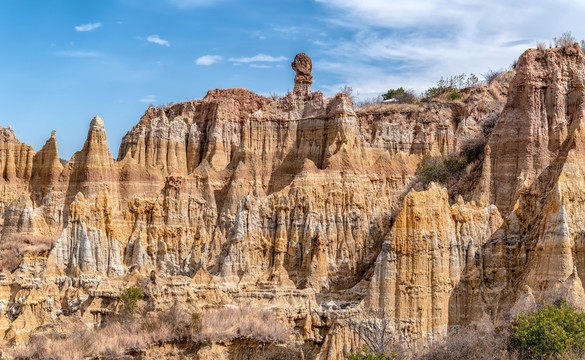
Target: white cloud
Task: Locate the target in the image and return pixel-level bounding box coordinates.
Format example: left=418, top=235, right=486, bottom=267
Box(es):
left=74, top=23, right=102, bottom=32
left=229, top=54, right=287, bottom=63
left=313, top=0, right=585, bottom=100
left=147, top=35, right=170, bottom=47
left=195, top=55, right=222, bottom=65
left=273, top=26, right=299, bottom=36
left=167, top=0, right=223, bottom=8
left=53, top=50, right=104, bottom=58
left=250, top=64, right=271, bottom=69
left=252, top=31, right=267, bottom=40
left=140, top=95, right=156, bottom=104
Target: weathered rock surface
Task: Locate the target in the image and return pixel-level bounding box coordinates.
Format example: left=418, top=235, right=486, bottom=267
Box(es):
left=1, top=47, right=584, bottom=359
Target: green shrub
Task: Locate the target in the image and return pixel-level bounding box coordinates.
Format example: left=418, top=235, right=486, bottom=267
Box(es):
left=510, top=299, right=585, bottom=359
left=422, top=73, right=480, bottom=101
left=381, top=88, right=417, bottom=104
left=191, top=312, right=202, bottom=332
left=415, top=155, right=468, bottom=187
left=346, top=346, right=396, bottom=360
left=422, top=85, right=454, bottom=100
left=120, top=282, right=143, bottom=319
left=447, top=91, right=462, bottom=100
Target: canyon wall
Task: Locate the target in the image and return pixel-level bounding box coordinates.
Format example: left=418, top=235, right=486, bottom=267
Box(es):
left=0, top=46, right=584, bottom=359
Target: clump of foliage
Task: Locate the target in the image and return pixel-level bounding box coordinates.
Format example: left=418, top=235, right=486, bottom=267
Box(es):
left=415, top=155, right=468, bottom=187
left=460, top=136, right=487, bottom=162
left=120, top=282, right=144, bottom=319
left=481, top=116, right=498, bottom=137
left=447, top=91, right=462, bottom=100
left=346, top=346, right=396, bottom=360
left=422, top=85, right=454, bottom=100
left=381, top=87, right=417, bottom=104
left=510, top=299, right=585, bottom=359
left=422, top=73, right=480, bottom=101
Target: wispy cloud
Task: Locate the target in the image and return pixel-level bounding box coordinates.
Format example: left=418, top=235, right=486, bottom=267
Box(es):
left=167, top=0, right=224, bottom=8
left=195, top=55, right=222, bottom=65
left=229, top=54, right=287, bottom=63
left=251, top=31, right=267, bottom=40
left=250, top=64, right=271, bottom=69
left=74, top=23, right=102, bottom=32
left=273, top=26, right=299, bottom=36
left=312, top=0, right=585, bottom=99
left=147, top=35, right=170, bottom=47
left=53, top=50, right=104, bottom=58
left=140, top=95, right=156, bottom=104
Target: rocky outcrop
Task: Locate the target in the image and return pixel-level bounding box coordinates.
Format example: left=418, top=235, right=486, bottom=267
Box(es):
left=29, top=131, right=63, bottom=205
left=2, top=46, right=585, bottom=359
left=362, top=186, right=501, bottom=345
left=292, top=52, right=313, bottom=96
left=0, top=126, right=34, bottom=185
left=475, top=44, right=585, bottom=212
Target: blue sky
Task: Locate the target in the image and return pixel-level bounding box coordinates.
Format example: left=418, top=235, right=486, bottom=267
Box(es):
left=1, top=0, right=584, bottom=159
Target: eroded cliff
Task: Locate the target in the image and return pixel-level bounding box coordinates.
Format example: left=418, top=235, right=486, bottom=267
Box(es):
left=0, top=46, right=583, bottom=359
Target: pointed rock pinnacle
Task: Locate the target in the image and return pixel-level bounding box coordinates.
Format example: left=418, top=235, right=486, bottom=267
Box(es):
left=89, top=115, right=105, bottom=132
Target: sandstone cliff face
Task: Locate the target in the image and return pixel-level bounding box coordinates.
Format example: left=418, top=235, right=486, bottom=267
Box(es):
left=0, top=126, right=34, bottom=186
left=1, top=47, right=584, bottom=359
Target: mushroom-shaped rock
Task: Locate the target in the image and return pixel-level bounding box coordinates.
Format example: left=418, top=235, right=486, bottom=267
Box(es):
left=292, top=52, right=313, bottom=95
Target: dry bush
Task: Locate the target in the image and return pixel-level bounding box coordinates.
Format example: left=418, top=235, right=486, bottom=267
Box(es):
left=0, top=234, right=54, bottom=271
left=140, top=305, right=201, bottom=339
left=355, top=95, right=383, bottom=108
left=269, top=92, right=283, bottom=100
left=554, top=32, right=576, bottom=49
left=233, top=344, right=306, bottom=360
left=257, top=346, right=303, bottom=360
left=339, top=84, right=356, bottom=103
left=483, top=69, right=505, bottom=85
left=13, top=322, right=153, bottom=360
left=356, top=102, right=420, bottom=114
left=481, top=115, right=498, bottom=137
left=416, top=326, right=511, bottom=360
left=200, top=306, right=289, bottom=343
left=460, top=136, right=487, bottom=162
left=12, top=306, right=288, bottom=360
left=536, top=41, right=547, bottom=50
left=12, top=307, right=200, bottom=360
left=344, top=309, right=393, bottom=355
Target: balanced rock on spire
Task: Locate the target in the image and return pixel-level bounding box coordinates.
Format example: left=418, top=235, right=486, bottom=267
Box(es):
left=291, top=52, right=312, bottom=96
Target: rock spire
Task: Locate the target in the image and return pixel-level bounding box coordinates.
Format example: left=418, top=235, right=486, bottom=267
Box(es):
left=292, top=52, right=312, bottom=95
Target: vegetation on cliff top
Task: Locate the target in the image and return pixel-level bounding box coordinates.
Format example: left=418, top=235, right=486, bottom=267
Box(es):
left=12, top=300, right=291, bottom=360
left=345, top=298, right=585, bottom=360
